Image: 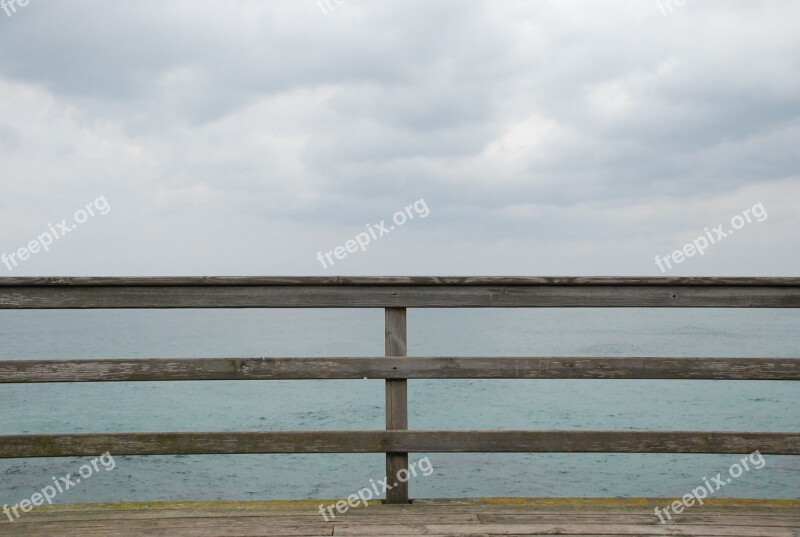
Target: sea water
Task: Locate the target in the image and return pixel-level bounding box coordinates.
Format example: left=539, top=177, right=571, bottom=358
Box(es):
left=1, top=308, right=798, bottom=503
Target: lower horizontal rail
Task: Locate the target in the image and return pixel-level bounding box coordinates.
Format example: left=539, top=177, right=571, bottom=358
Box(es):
left=1, top=430, right=798, bottom=458
left=2, top=357, right=799, bottom=382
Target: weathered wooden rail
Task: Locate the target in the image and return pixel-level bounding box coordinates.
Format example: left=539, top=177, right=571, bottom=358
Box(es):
left=1, top=276, right=799, bottom=505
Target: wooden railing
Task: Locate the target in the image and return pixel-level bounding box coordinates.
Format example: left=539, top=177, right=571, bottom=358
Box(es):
left=1, top=276, right=799, bottom=504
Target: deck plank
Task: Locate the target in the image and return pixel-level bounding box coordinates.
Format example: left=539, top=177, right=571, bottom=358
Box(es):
left=1, top=498, right=797, bottom=537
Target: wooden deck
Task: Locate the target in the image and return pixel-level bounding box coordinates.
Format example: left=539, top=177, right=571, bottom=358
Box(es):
left=2, top=498, right=798, bottom=536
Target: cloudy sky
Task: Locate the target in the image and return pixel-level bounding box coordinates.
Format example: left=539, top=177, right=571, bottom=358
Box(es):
left=0, top=0, right=798, bottom=276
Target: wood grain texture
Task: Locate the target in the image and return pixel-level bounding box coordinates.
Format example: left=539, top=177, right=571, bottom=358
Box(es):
left=385, top=308, right=409, bottom=504
left=1, top=276, right=799, bottom=286
left=2, top=357, right=798, bottom=383
left=1, top=430, right=797, bottom=458
left=1, top=278, right=799, bottom=308
left=2, top=499, right=798, bottom=537
left=2, top=275, right=798, bottom=511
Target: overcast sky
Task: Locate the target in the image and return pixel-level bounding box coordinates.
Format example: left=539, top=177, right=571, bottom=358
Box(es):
left=0, top=0, right=798, bottom=276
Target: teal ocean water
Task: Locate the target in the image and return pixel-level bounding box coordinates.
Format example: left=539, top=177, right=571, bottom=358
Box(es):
left=1, top=308, right=798, bottom=503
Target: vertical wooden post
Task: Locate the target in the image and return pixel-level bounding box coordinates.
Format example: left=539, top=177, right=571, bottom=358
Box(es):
left=384, top=307, right=409, bottom=504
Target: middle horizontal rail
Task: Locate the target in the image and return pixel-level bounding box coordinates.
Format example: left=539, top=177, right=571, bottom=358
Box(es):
left=1, top=357, right=799, bottom=383
left=2, top=430, right=798, bottom=458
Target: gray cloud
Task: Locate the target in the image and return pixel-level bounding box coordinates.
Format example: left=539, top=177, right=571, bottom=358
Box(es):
left=0, top=0, right=798, bottom=276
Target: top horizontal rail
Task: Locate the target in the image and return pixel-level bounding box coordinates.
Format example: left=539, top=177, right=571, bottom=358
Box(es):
left=1, top=277, right=799, bottom=308
left=1, top=276, right=800, bottom=287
